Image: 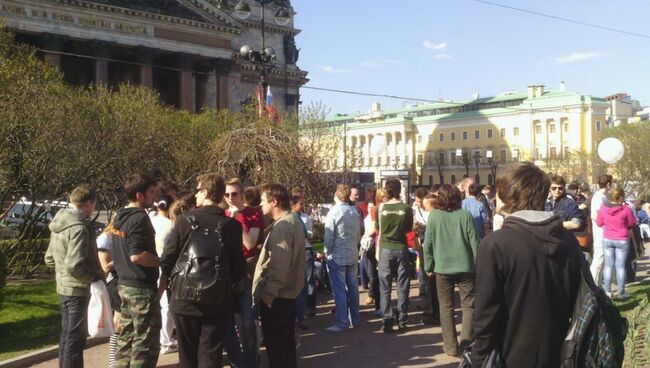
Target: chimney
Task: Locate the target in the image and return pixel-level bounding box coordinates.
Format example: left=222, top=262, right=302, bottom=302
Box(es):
left=535, top=85, right=545, bottom=97
left=527, top=85, right=536, bottom=99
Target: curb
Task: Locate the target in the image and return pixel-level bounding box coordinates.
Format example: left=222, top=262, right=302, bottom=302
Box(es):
left=0, top=337, right=108, bottom=368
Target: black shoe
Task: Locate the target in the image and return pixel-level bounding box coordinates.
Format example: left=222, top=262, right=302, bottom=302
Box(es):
left=421, top=317, right=440, bottom=326
left=381, top=320, right=394, bottom=333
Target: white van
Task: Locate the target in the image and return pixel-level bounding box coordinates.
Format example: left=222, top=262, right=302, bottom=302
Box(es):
left=2, top=197, right=73, bottom=228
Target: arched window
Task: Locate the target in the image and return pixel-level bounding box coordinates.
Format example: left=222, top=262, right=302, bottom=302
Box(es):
left=451, top=174, right=456, bottom=184
left=428, top=175, right=433, bottom=186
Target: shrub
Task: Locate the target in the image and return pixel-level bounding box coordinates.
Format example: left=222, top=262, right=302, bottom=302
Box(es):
left=0, top=251, right=6, bottom=304
left=312, top=222, right=325, bottom=242
left=0, top=238, right=50, bottom=278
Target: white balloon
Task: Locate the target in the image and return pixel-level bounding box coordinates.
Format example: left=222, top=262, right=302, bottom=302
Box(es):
left=597, top=137, right=624, bottom=164
left=370, top=135, right=387, bottom=156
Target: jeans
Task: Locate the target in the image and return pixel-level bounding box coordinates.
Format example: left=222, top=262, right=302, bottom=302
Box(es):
left=378, top=248, right=411, bottom=323
left=174, top=313, right=229, bottom=368
left=224, top=278, right=257, bottom=368
left=59, top=295, right=90, bottom=368
left=365, top=251, right=380, bottom=310
left=359, top=253, right=369, bottom=288
left=603, top=238, right=630, bottom=296
left=327, top=259, right=360, bottom=328
left=295, top=248, right=316, bottom=320
left=436, top=273, right=475, bottom=356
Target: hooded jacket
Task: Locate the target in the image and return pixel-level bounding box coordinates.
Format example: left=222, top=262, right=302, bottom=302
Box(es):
left=45, top=208, right=102, bottom=297
left=471, top=211, right=583, bottom=368
left=596, top=203, right=636, bottom=240
left=111, top=207, right=158, bottom=289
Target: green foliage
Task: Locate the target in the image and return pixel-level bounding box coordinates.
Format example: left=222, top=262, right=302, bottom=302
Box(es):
left=312, top=222, right=325, bottom=242
left=0, top=238, right=50, bottom=278
left=0, top=251, right=6, bottom=305
left=0, top=280, right=60, bottom=361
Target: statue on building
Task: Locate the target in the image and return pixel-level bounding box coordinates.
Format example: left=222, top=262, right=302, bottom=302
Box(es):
left=283, top=34, right=299, bottom=64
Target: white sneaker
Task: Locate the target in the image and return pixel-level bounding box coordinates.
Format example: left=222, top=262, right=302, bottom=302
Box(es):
left=605, top=292, right=612, bottom=298
left=161, top=344, right=178, bottom=354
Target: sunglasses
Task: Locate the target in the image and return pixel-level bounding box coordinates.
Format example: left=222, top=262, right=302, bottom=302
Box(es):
left=550, top=186, right=564, bottom=191
left=225, top=192, right=239, bottom=198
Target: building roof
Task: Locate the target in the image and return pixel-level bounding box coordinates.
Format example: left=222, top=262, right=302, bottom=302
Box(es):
left=87, top=0, right=207, bottom=22
left=328, top=88, right=609, bottom=127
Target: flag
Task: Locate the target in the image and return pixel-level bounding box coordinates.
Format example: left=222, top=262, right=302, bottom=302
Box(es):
left=256, top=82, right=263, bottom=118
left=265, top=85, right=281, bottom=123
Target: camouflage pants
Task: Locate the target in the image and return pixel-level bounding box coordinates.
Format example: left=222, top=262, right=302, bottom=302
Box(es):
left=115, top=286, right=161, bottom=368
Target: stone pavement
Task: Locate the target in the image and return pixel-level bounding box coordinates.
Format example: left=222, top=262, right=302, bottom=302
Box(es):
left=33, top=285, right=461, bottom=368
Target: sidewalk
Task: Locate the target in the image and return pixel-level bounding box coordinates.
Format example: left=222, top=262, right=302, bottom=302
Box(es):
left=32, top=285, right=460, bottom=368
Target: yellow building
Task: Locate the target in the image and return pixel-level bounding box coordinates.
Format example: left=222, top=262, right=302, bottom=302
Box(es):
left=326, top=85, right=609, bottom=187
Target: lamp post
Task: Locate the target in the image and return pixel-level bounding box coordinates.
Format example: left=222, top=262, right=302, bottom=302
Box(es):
left=486, top=150, right=498, bottom=185
left=473, top=151, right=481, bottom=184
left=234, top=0, right=291, bottom=110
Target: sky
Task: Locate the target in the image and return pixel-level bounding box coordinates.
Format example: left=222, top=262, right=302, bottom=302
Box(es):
left=292, top=0, right=650, bottom=117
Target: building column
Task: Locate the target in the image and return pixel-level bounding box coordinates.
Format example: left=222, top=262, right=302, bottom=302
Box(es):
left=402, top=131, right=408, bottom=168
left=40, top=34, right=65, bottom=70
left=90, top=41, right=109, bottom=86
left=179, top=54, right=195, bottom=113
left=214, top=59, right=234, bottom=110
left=135, top=47, right=154, bottom=89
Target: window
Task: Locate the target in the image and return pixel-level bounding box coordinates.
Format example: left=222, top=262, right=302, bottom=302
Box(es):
left=440, top=175, right=445, bottom=184
left=368, top=157, right=373, bottom=166
left=563, top=122, right=569, bottom=132
left=451, top=132, right=456, bottom=141
left=514, top=127, right=519, bottom=136
left=427, top=152, right=435, bottom=166
left=439, top=133, right=444, bottom=142
left=512, top=148, right=519, bottom=162
left=462, top=151, right=469, bottom=162
left=450, top=152, right=456, bottom=164
left=395, top=156, right=401, bottom=166
left=451, top=174, right=456, bottom=183
left=549, top=124, right=556, bottom=133
left=428, top=175, right=433, bottom=186
left=428, top=134, right=434, bottom=143
left=487, top=129, right=493, bottom=138
left=438, top=152, right=445, bottom=165
left=550, top=147, right=557, bottom=158
left=500, top=149, right=507, bottom=163
left=386, top=156, right=390, bottom=166
left=535, top=124, right=542, bottom=134
left=417, top=154, right=423, bottom=166
left=417, top=135, right=422, bottom=144
left=500, top=128, right=506, bottom=137
left=596, top=121, right=602, bottom=131
left=377, top=157, right=382, bottom=166
left=462, top=131, right=468, bottom=140
left=474, top=130, right=480, bottom=139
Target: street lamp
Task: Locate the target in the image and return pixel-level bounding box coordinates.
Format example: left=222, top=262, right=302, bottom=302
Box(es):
left=473, top=151, right=481, bottom=184
left=486, top=150, right=498, bottom=185
left=234, top=0, right=291, bottom=109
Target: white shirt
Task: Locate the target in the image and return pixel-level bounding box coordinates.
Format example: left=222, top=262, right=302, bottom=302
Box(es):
left=590, top=189, right=608, bottom=222
left=150, top=214, right=173, bottom=257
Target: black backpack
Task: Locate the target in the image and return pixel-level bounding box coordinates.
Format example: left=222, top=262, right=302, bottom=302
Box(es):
left=170, top=215, right=230, bottom=304
left=560, top=261, right=627, bottom=368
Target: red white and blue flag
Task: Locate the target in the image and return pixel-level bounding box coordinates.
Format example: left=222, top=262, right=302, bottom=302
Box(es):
left=265, top=85, right=280, bottom=124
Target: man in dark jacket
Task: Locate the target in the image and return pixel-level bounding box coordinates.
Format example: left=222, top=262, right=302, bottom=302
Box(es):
left=111, top=174, right=161, bottom=368
left=160, top=173, right=246, bottom=368
left=472, top=163, right=583, bottom=367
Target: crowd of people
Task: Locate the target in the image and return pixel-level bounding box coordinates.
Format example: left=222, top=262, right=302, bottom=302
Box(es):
left=43, top=163, right=648, bottom=368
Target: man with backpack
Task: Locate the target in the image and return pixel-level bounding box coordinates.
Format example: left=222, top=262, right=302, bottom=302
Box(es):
left=472, top=163, right=584, bottom=367
left=160, top=173, right=246, bottom=367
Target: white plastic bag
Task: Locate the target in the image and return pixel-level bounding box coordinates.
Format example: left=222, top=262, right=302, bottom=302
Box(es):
left=87, top=281, right=115, bottom=338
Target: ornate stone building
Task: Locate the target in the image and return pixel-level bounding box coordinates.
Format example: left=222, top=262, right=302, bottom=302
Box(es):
left=0, top=0, right=308, bottom=112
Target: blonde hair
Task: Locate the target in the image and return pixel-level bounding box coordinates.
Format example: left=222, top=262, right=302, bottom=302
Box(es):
left=335, top=184, right=351, bottom=202
left=608, top=187, right=625, bottom=205
left=375, top=188, right=388, bottom=205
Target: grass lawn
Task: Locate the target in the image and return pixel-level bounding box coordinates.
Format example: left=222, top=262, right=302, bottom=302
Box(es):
left=614, top=279, right=650, bottom=314
left=0, top=280, right=60, bottom=361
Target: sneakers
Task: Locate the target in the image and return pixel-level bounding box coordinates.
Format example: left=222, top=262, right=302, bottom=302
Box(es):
left=605, top=291, right=612, bottom=299
left=397, top=321, right=408, bottom=331
left=381, top=320, right=394, bottom=333
left=618, top=292, right=629, bottom=300
left=325, top=324, right=348, bottom=333
left=161, top=344, right=178, bottom=354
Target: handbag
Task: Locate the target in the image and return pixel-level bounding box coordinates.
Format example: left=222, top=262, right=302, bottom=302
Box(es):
left=458, top=342, right=505, bottom=368
left=87, top=280, right=115, bottom=338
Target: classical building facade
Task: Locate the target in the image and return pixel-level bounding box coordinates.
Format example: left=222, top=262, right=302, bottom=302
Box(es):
left=327, top=85, right=610, bottom=186
left=0, top=0, right=308, bottom=112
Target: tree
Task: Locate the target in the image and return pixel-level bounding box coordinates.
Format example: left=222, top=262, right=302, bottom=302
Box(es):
left=604, top=121, right=650, bottom=198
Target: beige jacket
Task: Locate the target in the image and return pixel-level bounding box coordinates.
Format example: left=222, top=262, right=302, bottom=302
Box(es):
left=252, top=212, right=306, bottom=307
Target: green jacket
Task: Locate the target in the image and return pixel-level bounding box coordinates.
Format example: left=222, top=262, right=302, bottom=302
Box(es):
left=422, top=209, right=479, bottom=275
left=44, top=209, right=102, bottom=297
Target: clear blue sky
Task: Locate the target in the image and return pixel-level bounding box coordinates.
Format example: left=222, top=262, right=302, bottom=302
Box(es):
left=292, top=0, right=650, bottom=117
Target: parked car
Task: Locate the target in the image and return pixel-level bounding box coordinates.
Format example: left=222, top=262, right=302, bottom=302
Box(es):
left=2, top=197, right=72, bottom=229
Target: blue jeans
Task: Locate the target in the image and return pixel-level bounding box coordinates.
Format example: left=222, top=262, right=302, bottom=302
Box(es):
left=378, top=248, right=411, bottom=323
left=603, top=238, right=630, bottom=296
left=327, top=259, right=360, bottom=328
left=295, top=248, right=316, bottom=321
left=59, top=295, right=90, bottom=368
left=224, top=279, right=257, bottom=368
